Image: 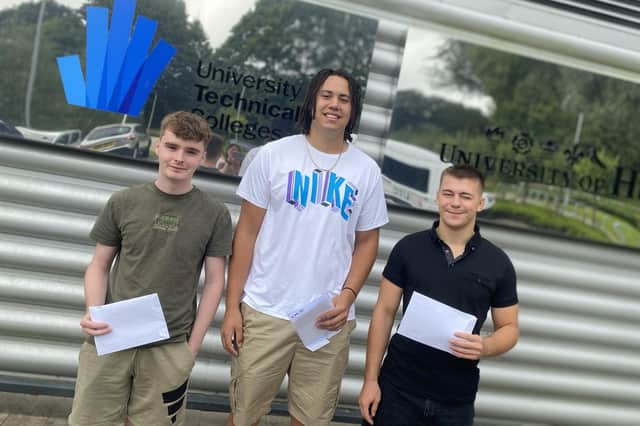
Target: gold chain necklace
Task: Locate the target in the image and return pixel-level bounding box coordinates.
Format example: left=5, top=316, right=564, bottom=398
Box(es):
left=304, top=138, right=345, bottom=172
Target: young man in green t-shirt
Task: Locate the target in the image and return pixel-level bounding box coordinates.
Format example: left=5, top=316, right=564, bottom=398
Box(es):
left=69, top=111, right=232, bottom=426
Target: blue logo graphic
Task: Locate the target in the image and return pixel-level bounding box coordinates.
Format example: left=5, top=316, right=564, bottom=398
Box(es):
left=56, top=0, right=176, bottom=116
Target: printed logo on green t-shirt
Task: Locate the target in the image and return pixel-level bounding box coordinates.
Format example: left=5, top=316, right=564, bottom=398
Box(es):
left=153, top=213, right=179, bottom=232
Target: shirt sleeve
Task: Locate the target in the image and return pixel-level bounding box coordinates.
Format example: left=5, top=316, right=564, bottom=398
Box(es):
left=206, top=203, right=233, bottom=258
left=382, top=238, right=406, bottom=289
left=236, top=145, right=271, bottom=209
left=491, top=253, right=518, bottom=308
left=356, top=167, right=389, bottom=231
left=89, top=193, right=122, bottom=247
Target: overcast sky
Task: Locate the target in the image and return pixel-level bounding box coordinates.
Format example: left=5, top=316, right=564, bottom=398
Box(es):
left=398, top=27, right=493, bottom=115
left=0, top=0, right=257, bottom=49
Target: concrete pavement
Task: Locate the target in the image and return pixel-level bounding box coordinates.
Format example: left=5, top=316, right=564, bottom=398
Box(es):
left=0, top=392, right=358, bottom=425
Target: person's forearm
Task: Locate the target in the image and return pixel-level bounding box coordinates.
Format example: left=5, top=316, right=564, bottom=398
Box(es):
left=83, top=262, right=109, bottom=309
left=189, top=276, right=224, bottom=353
left=225, top=230, right=257, bottom=309
left=482, top=324, right=519, bottom=357
left=364, top=306, right=395, bottom=381
left=343, top=231, right=379, bottom=296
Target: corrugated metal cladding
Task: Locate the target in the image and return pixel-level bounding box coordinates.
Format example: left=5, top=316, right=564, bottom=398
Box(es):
left=4, top=141, right=640, bottom=426
left=524, top=0, right=640, bottom=31
left=1, top=11, right=639, bottom=426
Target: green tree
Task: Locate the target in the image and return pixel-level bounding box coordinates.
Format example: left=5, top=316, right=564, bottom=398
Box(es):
left=0, top=0, right=210, bottom=134
left=0, top=2, right=118, bottom=131
left=437, top=40, right=640, bottom=172
left=198, top=0, right=378, bottom=139
left=390, top=90, right=488, bottom=135
left=214, top=0, right=376, bottom=85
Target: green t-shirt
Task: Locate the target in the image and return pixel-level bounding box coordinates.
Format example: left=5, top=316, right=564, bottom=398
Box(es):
left=90, top=183, right=232, bottom=342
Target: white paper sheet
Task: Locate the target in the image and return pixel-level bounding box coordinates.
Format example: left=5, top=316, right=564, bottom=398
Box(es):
left=89, top=293, right=170, bottom=356
left=397, top=292, right=477, bottom=355
left=288, top=294, right=339, bottom=352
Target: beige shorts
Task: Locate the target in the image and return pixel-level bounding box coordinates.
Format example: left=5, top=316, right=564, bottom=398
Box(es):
left=68, top=340, right=195, bottom=426
left=230, top=303, right=356, bottom=426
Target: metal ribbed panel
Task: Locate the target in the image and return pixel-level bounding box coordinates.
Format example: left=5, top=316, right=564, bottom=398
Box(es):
left=524, top=0, right=640, bottom=30
left=0, top=234, right=91, bottom=276
left=358, top=104, right=392, bottom=137
left=2, top=136, right=639, bottom=424
left=0, top=267, right=84, bottom=308
left=355, top=19, right=407, bottom=164
left=0, top=201, right=95, bottom=244
left=309, top=0, right=640, bottom=84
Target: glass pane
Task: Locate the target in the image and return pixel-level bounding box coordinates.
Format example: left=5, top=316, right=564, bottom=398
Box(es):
left=386, top=26, right=640, bottom=250
left=0, top=0, right=377, bottom=176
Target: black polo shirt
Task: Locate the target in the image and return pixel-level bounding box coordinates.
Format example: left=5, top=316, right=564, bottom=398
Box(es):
left=379, top=221, right=518, bottom=403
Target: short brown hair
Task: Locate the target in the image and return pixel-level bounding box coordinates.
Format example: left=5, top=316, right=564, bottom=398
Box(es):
left=440, top=164, right=485, bottom=191
left=160, top=111, right=212, bottom=146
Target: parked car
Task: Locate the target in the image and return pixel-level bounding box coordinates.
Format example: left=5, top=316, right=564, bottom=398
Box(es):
left=80, top=123, right=151, bottom=158
left=0, top=119, right=23, bottom=138
left=16, top=126, right=81, bottom=146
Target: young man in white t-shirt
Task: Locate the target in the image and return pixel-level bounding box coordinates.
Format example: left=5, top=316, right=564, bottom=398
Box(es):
left=221, top=69, right=389, bottom=426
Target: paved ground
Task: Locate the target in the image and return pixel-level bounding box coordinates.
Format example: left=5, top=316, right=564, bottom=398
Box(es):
left=0, top=392, right=356, bottom=425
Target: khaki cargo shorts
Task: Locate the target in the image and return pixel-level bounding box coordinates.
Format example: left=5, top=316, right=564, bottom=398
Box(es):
left=229, top=303, right=356, bottom=426
left=68, top=340, right=195, bottom=426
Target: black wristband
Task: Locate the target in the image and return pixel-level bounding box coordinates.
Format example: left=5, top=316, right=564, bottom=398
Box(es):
left=342, top=286, right=358, bottom=299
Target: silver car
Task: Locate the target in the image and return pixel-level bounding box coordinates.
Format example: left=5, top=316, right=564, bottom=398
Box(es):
left=80, top=123, right=151, bottom=158
left=16, top=127, right=82, bottom=146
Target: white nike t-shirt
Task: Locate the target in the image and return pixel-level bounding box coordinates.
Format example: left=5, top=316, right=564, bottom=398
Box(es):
left=237, top=134, right=389, bottom=320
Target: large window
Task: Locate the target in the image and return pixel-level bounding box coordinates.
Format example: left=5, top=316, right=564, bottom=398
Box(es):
left=0, top=0, right=377, bottom=176
left=383, top=26, right=640, bottom=250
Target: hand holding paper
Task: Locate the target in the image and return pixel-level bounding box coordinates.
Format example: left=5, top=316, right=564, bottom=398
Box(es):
left=89, top=293, right=170, bottom=356
left=449, top=331, right=485, bottom=360
left=80, top=311, right=111, bottom=336
left=288, top=294, right=339, bottom=352
left=315, top=292, right=350, bottom=331
left=397, top=292, right=477, bottom=356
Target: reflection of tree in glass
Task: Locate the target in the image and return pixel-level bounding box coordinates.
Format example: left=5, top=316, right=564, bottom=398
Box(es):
left=435, top=40, right=640, bottom=244
left=89, top=0, right=214, bottom=129
left=391, top=90, right=488, bottom=135
left=205, top=0, right=377, bottom=139
left=1, top=0, right=376, bottom=144
left=436, top=40, right=640, bottom=171
left=0, top=2, right=121, bottom=131
left=388, top=89, right=490, bottom=179
left=0, top=0, right=212, bottom=134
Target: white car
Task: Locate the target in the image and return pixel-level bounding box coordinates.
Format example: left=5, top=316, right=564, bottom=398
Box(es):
left=80, top=123, right=151, bottom=158
left=16, top=127, right=82, bottom=146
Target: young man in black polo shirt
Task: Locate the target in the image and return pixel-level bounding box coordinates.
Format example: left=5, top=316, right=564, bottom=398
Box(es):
left=359, top=164, right=519, bottom=425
